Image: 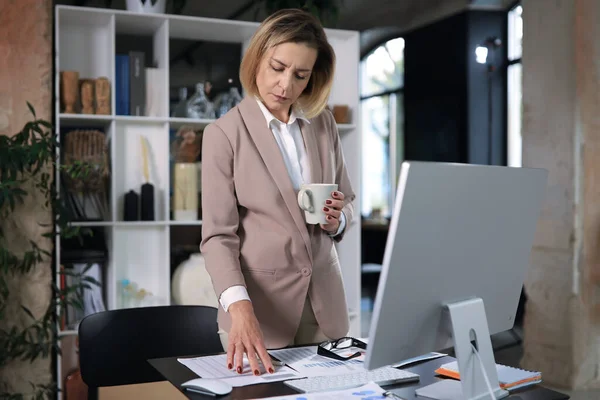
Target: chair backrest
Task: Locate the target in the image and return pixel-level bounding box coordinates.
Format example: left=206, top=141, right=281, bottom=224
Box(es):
left=78, top=305, right=223, bottom=388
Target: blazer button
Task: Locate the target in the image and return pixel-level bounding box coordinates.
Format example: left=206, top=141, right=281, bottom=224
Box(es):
left=301, top=268, right=311, bottom=276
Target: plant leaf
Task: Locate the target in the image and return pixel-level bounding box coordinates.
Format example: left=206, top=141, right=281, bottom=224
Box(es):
left=27, top=101, right=36, bottom=118
left=20, top=306, right=35, bottom=321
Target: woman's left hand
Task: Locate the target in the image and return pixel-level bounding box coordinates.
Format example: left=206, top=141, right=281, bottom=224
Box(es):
left=320, top=190, right=345, bottom=233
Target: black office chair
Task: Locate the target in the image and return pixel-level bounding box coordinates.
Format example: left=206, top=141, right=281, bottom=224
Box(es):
left=78, top=305, right=223, bottom=399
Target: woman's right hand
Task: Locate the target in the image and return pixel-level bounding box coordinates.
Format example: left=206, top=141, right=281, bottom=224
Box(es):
left=227, top=300, right=274, bottom=375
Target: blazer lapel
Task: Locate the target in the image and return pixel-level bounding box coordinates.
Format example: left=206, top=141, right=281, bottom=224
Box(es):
left=238, top=97, right=313, bottom=263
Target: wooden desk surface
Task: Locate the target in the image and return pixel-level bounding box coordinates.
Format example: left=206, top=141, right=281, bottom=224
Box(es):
left=148, top=354, right=569, bottom=400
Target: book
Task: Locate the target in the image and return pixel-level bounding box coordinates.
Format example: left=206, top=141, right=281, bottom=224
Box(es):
left=128, top=51, right=146, bottom=116
left=115, top=54, right=129, bottom=115
left=145, top=67, right=164, bottom=117
left=435, top=360, right=542, bottom=391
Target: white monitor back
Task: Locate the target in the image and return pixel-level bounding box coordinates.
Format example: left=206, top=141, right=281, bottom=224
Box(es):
left=365, top=161, right=548, bottom=370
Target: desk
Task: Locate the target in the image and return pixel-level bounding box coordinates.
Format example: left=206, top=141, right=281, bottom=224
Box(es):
left=149, top=355, right=569, bottom=400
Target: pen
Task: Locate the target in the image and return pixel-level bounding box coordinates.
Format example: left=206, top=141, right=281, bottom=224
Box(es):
left=383, top=391, right=408, bottom=400
left=269, top=356, right=286, bottom=367
left=251, top=354, right=286, bottom=367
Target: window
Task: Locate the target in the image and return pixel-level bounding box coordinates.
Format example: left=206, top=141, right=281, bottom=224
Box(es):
left=360, top=37, right=404, bottom=219
left=507, top=4, right=522, bottom=167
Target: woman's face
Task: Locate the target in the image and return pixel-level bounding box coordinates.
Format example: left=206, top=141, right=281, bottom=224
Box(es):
left=255, top=42, right=318, bottom=122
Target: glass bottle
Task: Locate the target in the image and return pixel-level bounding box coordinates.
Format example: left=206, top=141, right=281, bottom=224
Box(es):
left=215, top=86, right=243, bottom=118
left=214, top=91, right=230, bottom=118
left=228, top=86, right=243, bottom=108
left=186, top=82, right=215, bottom=119
left=171, top=87, right=188, bottom=117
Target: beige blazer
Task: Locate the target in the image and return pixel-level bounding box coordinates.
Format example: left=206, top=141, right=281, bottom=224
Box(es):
left=200, top=96, right=355, bottom=349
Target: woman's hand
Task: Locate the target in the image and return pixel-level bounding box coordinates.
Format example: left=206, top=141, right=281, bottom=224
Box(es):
left=320, top=190, right=345, bottom=234
left=227, top=300, right=274, bottom=375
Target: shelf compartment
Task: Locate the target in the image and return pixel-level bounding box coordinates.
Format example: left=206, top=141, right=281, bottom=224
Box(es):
left=168, top=14, right=258, bottom=43
left=113, top=122, right=169, bottom=222
left=59, top=124, right=113, bottom=223
left=114, top=18, right=169, bottom=118
left=114, top=11, right=166, bottom=36
left=57, top=8, right=114, bottom=116
left=112, top=225, right=170, bottom=309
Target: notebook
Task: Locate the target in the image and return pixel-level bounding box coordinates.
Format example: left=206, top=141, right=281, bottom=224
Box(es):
left=435, top=361, right=542, bottom=391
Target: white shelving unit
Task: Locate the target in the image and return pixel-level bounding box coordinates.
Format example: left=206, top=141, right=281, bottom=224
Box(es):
left=54, top=4, right=361, bottom=396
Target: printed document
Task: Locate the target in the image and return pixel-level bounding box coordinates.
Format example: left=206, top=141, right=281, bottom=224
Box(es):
left=268, top=346, right=447, bottom=377
left=177, top=354, right=302, bottom=387
left=268, top=346, right=368, bottom=377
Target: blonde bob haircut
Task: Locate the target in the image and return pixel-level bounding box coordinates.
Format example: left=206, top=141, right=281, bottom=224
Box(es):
left=239, top=8, right=335, bottom=119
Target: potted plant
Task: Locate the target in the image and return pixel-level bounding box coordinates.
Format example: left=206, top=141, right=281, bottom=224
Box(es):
left=0, top=103, right=96, bottom=398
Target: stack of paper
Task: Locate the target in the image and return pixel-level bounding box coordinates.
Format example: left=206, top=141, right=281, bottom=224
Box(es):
left=434, top=360, right=542, bottom=391
left=268, top=346, right=446, bottom=378
left=179, top=345, right=448, bottom=389
left=268, top=346, right=367, bottom=377
left=177, top=354, right=302, bottom=387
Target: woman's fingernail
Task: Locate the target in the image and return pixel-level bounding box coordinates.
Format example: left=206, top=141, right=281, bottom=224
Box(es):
left=327, top=215, right=332, bottom=220
left=332, top=192, right=338, bottom=197
left=323, top=207, right=329, bottom=212
left=269, top=367, right=275, bottom=374
left=254, top=369, right=260, bottom=376
left=228, top=363, right=232, bottom=369
left=237, top=366, right=242, bottom=374
left=326, top=200, right=332, bottom=204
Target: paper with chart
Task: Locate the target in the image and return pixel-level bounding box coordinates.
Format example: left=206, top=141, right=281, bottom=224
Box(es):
left=178, top=354, right=303, bottom=387
left=268, top=345, right=447, bottom=378
left=254, top=382, right=387, bottom=400
left=268, top=346, right=369, bottom=377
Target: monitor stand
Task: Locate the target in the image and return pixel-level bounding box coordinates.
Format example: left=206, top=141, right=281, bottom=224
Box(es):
left=415, top=298, right=510, bottom=400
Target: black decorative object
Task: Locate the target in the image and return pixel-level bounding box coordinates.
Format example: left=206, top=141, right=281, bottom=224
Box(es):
left=141, top=183, right=155, bottom=221
left=124, top=190, right=139, bottom=221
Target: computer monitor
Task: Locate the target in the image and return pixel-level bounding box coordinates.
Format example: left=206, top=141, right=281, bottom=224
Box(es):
left=364, top=161, right=548, bottom=400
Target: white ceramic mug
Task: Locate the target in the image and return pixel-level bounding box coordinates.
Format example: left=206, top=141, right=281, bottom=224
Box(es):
left=297, top=183, right=338, bottom=224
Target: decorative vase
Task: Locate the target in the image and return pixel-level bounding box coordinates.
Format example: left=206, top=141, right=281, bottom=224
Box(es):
left=173, top=163, right=198, bottom=220
left=95, top=77, right=111, bottom=115
left=60, top=71, right=79, bottom=114
left=126, top=0, right=167, bottom=14
left=171, top=253, right=218, bottom=308
left=79, top=79, right=95, bottom=114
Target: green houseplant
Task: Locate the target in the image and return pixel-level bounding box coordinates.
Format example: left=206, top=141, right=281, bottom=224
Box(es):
left=0, top=103, right=96, bottom=399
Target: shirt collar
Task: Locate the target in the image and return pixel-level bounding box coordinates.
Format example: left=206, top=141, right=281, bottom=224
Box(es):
left=255, top=97, right=310, bottom=127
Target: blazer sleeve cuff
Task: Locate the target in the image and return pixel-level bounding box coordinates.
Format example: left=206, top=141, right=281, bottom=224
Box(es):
left=219, top=285, right=251, bottom=312
left=204, top=253, right=246, bottom=298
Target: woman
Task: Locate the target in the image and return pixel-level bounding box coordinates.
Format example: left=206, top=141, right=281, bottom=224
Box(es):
left=200, top=8, right=356, bottom=376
